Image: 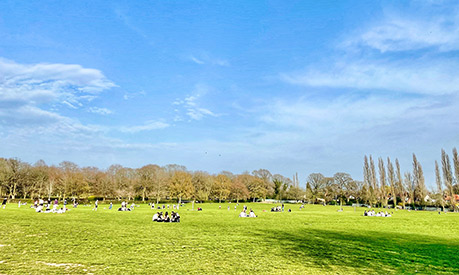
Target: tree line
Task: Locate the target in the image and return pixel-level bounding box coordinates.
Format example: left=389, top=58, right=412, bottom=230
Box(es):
left=1, top=148, right=458, bottom=210
left=0, top=160, right=301, bottom=203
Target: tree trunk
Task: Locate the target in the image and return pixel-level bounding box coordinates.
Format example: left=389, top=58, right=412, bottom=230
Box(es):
left=12, top=180, right=17, bottom=200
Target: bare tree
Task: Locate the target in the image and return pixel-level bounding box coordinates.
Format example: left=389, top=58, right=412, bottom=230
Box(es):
left=412, top=154, right=427, bottom=209
left=363, top=156, right=372, bottom=205
left=387, top=157, right=396, bottom=208
left=192, top=171, right=213, bottom=202
left=435, top=160, right=444, bottom=211
left=404, top=172, right=415, bottom=209
left=442, top=149, right=456, bottom=212
left=333, top=172, right=352, bottom=209
left=378, top=158, right=388, bottom=207
left=230, top=175, right=250, bottom=203
left=212, top=174, right=231, bottom=203
left=169, top=171, right=194, bottom=204
left=307, top=173, right=325, bottom=203
left=369, top=156, right=378, bottom=206
left=395, top=159, right=405, bottom=209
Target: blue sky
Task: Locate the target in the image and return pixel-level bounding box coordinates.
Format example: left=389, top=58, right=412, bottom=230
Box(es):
left=1, top=0, right=459, bottom=187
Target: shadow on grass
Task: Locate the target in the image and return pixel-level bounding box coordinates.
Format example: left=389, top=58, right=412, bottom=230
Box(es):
left=257, top=228, right=459, bottom=274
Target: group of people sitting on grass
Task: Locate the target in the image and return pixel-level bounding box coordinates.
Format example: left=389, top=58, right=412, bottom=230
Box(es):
left=118, top=201, right=136, bottom=211
left=152, top=211, right=180, bottom=222
left=32, top=198, right=68, bottom=213
left=271, top=205, right=284, bottom=212
left=239, top=209, right=257, bottom=218
left=364, top=210, right=392, bottom=217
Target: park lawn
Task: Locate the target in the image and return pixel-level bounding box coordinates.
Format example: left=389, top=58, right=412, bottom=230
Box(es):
left=0, top=202, right=458, bottom=274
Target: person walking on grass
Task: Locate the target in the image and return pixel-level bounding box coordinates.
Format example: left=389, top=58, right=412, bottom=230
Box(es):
left=2, top=197, right=7, bottom=209
left=93, top=199, right=99, bottom=211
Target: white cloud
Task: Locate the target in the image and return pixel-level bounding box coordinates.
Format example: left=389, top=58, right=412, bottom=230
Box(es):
left=187, top=53, right=229, bottom=66
left=0, top=58, right=116, bottom=119
left=190, top=56, right=205, bottom=65
left=0, top=57, right=115, bottom=132
left=343, top=3, right=459, bottom=52
left=119, top=121, right=169, bottom=133
left=174, top=84, right=219, bottom=121
left=123, top=90, right=146, bottom=100
left=88, top=107, right=113, bottom=115
left=282, top=58, right=459, bottom=95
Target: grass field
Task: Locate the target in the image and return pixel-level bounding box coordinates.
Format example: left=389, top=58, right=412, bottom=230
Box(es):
left=1, top=202, right=458, bottom=274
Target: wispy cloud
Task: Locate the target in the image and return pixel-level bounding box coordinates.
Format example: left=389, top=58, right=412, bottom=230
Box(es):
left=119, top=121, right=169, bottom=133
left=173, top=84, right=218, bottom=121
left=343, top=3, right=459, bottom=52
left=282, top=2, right=459, bottom=96
left=123, top=90, right=146, bottom=100
left=189, top=56, right=205, bottom=65
left=187, top=53, right=229, bottom=66
left=276, top=1, right=459, bottom=184
left=0, top=57, right=115, bottom=129
left=88, top=107, right=113, bottom=115
left=281, top=58, right=459, bottom=95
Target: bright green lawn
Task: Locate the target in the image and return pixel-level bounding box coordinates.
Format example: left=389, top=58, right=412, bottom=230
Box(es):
left=0, top=202, right=458, bottom=274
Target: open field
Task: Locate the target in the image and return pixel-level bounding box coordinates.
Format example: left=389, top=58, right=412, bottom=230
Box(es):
left=0, top=203, right=458, bottom=274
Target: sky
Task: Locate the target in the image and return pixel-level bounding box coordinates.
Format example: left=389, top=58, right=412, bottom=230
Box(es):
left=1, top=0, right=459, bottom=188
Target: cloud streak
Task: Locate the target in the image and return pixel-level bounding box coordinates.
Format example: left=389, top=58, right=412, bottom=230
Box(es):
left=282, top=58, right=459, bottom=95
left=173, top=84, right=219, bottom=121
left=344, top=9, right=459, bottom=53
left=188, top=53, right=229, bottom=66
left=119, top=121, right=169, bottom=133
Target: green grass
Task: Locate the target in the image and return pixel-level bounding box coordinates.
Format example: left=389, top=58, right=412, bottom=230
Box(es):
left=0, top=202, right=458, bottom=274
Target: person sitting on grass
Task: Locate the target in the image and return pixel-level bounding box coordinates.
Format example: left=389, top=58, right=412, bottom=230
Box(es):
left=56, top=207, right=66, bottom=214
left=239, top=210, right=247, bottom=217
left=45, top=203, right=52, bottom=212
left=171, top=211, right=180, bottom=222
left=156, top=212, right=163, bottom=222
left=248, top=209, right=257, bottom=218
left=152, top=212, right=159, bottom=221
left=163, top=212, right=170, bottom=222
